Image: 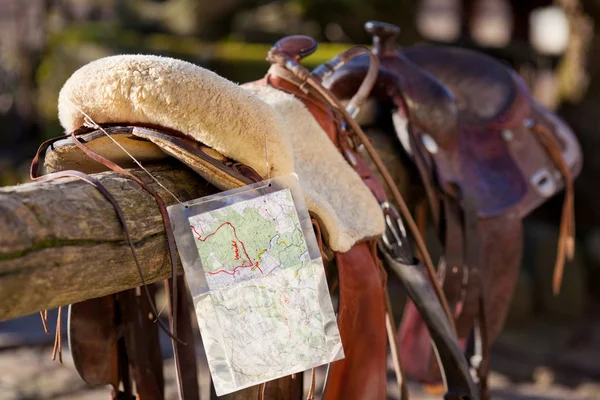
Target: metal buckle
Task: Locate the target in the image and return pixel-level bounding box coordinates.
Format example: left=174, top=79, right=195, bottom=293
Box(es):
left=380, top=201, right=412, bottom=262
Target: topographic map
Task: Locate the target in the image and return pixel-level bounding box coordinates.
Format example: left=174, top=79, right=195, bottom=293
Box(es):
left=188, top=189, right=342, bottom=394
left=190, top=189, right=308, bottom=290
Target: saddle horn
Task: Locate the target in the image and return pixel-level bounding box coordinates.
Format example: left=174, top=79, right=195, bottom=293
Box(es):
left=269, top=35, right=379, bottom=117
left=364, top=20, right=401, bottom=56
left=272, top=34, right=319, bottom=61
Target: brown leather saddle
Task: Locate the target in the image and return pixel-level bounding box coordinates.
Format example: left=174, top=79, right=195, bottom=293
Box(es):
left=26, top=40, right=454, bottom=400
left=31, top=35, right=480, bottom=400
left=324, top=21, right=582, bottom=398
left=252, top=36, right=479, bottom=400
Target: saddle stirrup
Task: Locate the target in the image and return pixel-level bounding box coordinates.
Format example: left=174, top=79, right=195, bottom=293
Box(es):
left=380, top=201, right=478, bottom=400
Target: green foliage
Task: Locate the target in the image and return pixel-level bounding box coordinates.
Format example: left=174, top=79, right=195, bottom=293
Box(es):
left=2, top=0, right=419, bottom=173
left=35, top=22, right=355, bottom=138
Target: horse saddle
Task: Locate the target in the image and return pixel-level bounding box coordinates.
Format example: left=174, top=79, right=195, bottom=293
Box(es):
left=326, top=23, right=581, bottom=217
left=36, top=51, right=394, bottom=399
left=34, top=35, right=481, bottom=400
left=324, top=20, right=582, bottom=397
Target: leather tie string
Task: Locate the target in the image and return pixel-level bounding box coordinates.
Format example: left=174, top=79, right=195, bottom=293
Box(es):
left=306, top=368, right=316, bottom=400
left=531, top=121, right=575, bottom=295
left=30, top=128, right=189, bottom=397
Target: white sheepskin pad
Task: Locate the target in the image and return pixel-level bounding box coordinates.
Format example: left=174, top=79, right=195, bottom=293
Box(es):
left=58, top=54, right=384, bottom=251
left=243, top=84, right=385, bottom=250
left=58, top=54, right=293, bottom=179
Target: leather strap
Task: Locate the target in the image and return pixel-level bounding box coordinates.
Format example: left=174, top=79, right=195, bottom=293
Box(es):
left=117, top=319, right=134, bottom=399
left=476, top=296, right=490, bottom=400
left=530, top=118, right=575, bottom=294
left=266, top=53, right=455, bottom=329
left=442, top=198, right=466, bottom=321
left=31, top=131, right=197, bottom=398
left=165, top=276, right=200, bottom=400
left=323, top=242, right=388, bottom=400
left=383, top=253, right=476, bottom=399
left=454, top=193, right=482, bottom=339
left=118, top=287, right=165, bottom=399
left=265, top=52, right=394, bottom=400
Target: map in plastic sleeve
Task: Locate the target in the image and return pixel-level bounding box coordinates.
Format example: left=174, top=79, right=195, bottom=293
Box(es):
left=167, top=174, right=343, bottom=395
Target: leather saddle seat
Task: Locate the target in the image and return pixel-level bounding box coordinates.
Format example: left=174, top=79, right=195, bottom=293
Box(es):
left=401, top=45, right=582, bottom=218
left=326, top=43, right=581, bottom=219
left=402, top=46, right=518, bottom=126
left=400, top=46, right=555, bottom=218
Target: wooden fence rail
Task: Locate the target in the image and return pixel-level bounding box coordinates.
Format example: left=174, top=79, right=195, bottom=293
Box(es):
left=0, top=163, right=215, bottom=321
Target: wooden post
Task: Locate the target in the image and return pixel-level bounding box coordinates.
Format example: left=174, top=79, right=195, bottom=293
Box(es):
left=0, top=163, right=217, bottom=321
left=0, top=163, right=308, bottom=399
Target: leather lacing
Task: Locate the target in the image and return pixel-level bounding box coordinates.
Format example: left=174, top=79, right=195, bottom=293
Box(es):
left=258, top=382, right=267, bottom=400
left=531, top=121, right=575, bottom=295
left=306, top=368, right=317, bottom=400
left=31, top=130, right=188, bottom=396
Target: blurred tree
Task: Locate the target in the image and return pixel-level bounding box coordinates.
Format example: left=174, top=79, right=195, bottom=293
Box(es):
left=559, top=0, right=600, bottom=230
left=300, top=0, right=419, bottom=44
left=114, top=0, right=263, bottom=38
left=0, top=0, right=48, bottom=172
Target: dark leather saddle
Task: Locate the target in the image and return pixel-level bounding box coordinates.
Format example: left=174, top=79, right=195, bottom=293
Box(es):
left=400, top=44, right=580, bottom=218
left=327, top=22, right=580, bottom=218
left=325, top=21, right=582, bottom=399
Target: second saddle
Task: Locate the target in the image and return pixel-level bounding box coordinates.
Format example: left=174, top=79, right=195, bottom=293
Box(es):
left=324, top=21, right=582, bottom=397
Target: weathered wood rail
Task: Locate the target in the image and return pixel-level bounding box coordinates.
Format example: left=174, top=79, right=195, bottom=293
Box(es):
left=0, top=162, right=216, bottom=321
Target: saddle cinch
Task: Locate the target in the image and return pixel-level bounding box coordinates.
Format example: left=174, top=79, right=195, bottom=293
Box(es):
left=324, top=21, right=582, bottom=396
left=31, top=39, right=475, bottom=399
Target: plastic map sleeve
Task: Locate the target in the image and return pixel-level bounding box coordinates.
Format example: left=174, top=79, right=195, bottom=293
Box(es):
left=167, top=174, right=344, bottom=396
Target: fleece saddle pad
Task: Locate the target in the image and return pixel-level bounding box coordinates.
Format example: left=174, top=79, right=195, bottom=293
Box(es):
left=51, top=54, right=384, bottom=252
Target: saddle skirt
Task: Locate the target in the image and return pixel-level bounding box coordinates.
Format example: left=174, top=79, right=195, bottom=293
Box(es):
left=399, top=45, right=582, bottom=218
left=51, top=54, right=384, bottom=252
left=325, top=46, right=581, bottom=220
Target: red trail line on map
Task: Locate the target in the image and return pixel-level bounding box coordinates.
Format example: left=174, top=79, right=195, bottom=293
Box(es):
left=232, top=241, right=240, bottom=260
left=190, top=222, right=264, bottom=276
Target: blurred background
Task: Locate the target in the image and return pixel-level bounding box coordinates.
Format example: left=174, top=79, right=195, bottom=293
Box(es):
left=1, top=0, right=600, bottom=399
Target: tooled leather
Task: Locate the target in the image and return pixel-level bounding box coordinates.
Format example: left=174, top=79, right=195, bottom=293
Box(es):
left=324, top=52, right=459, bottom=151
left=325, top=50, right=566, bottom=219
